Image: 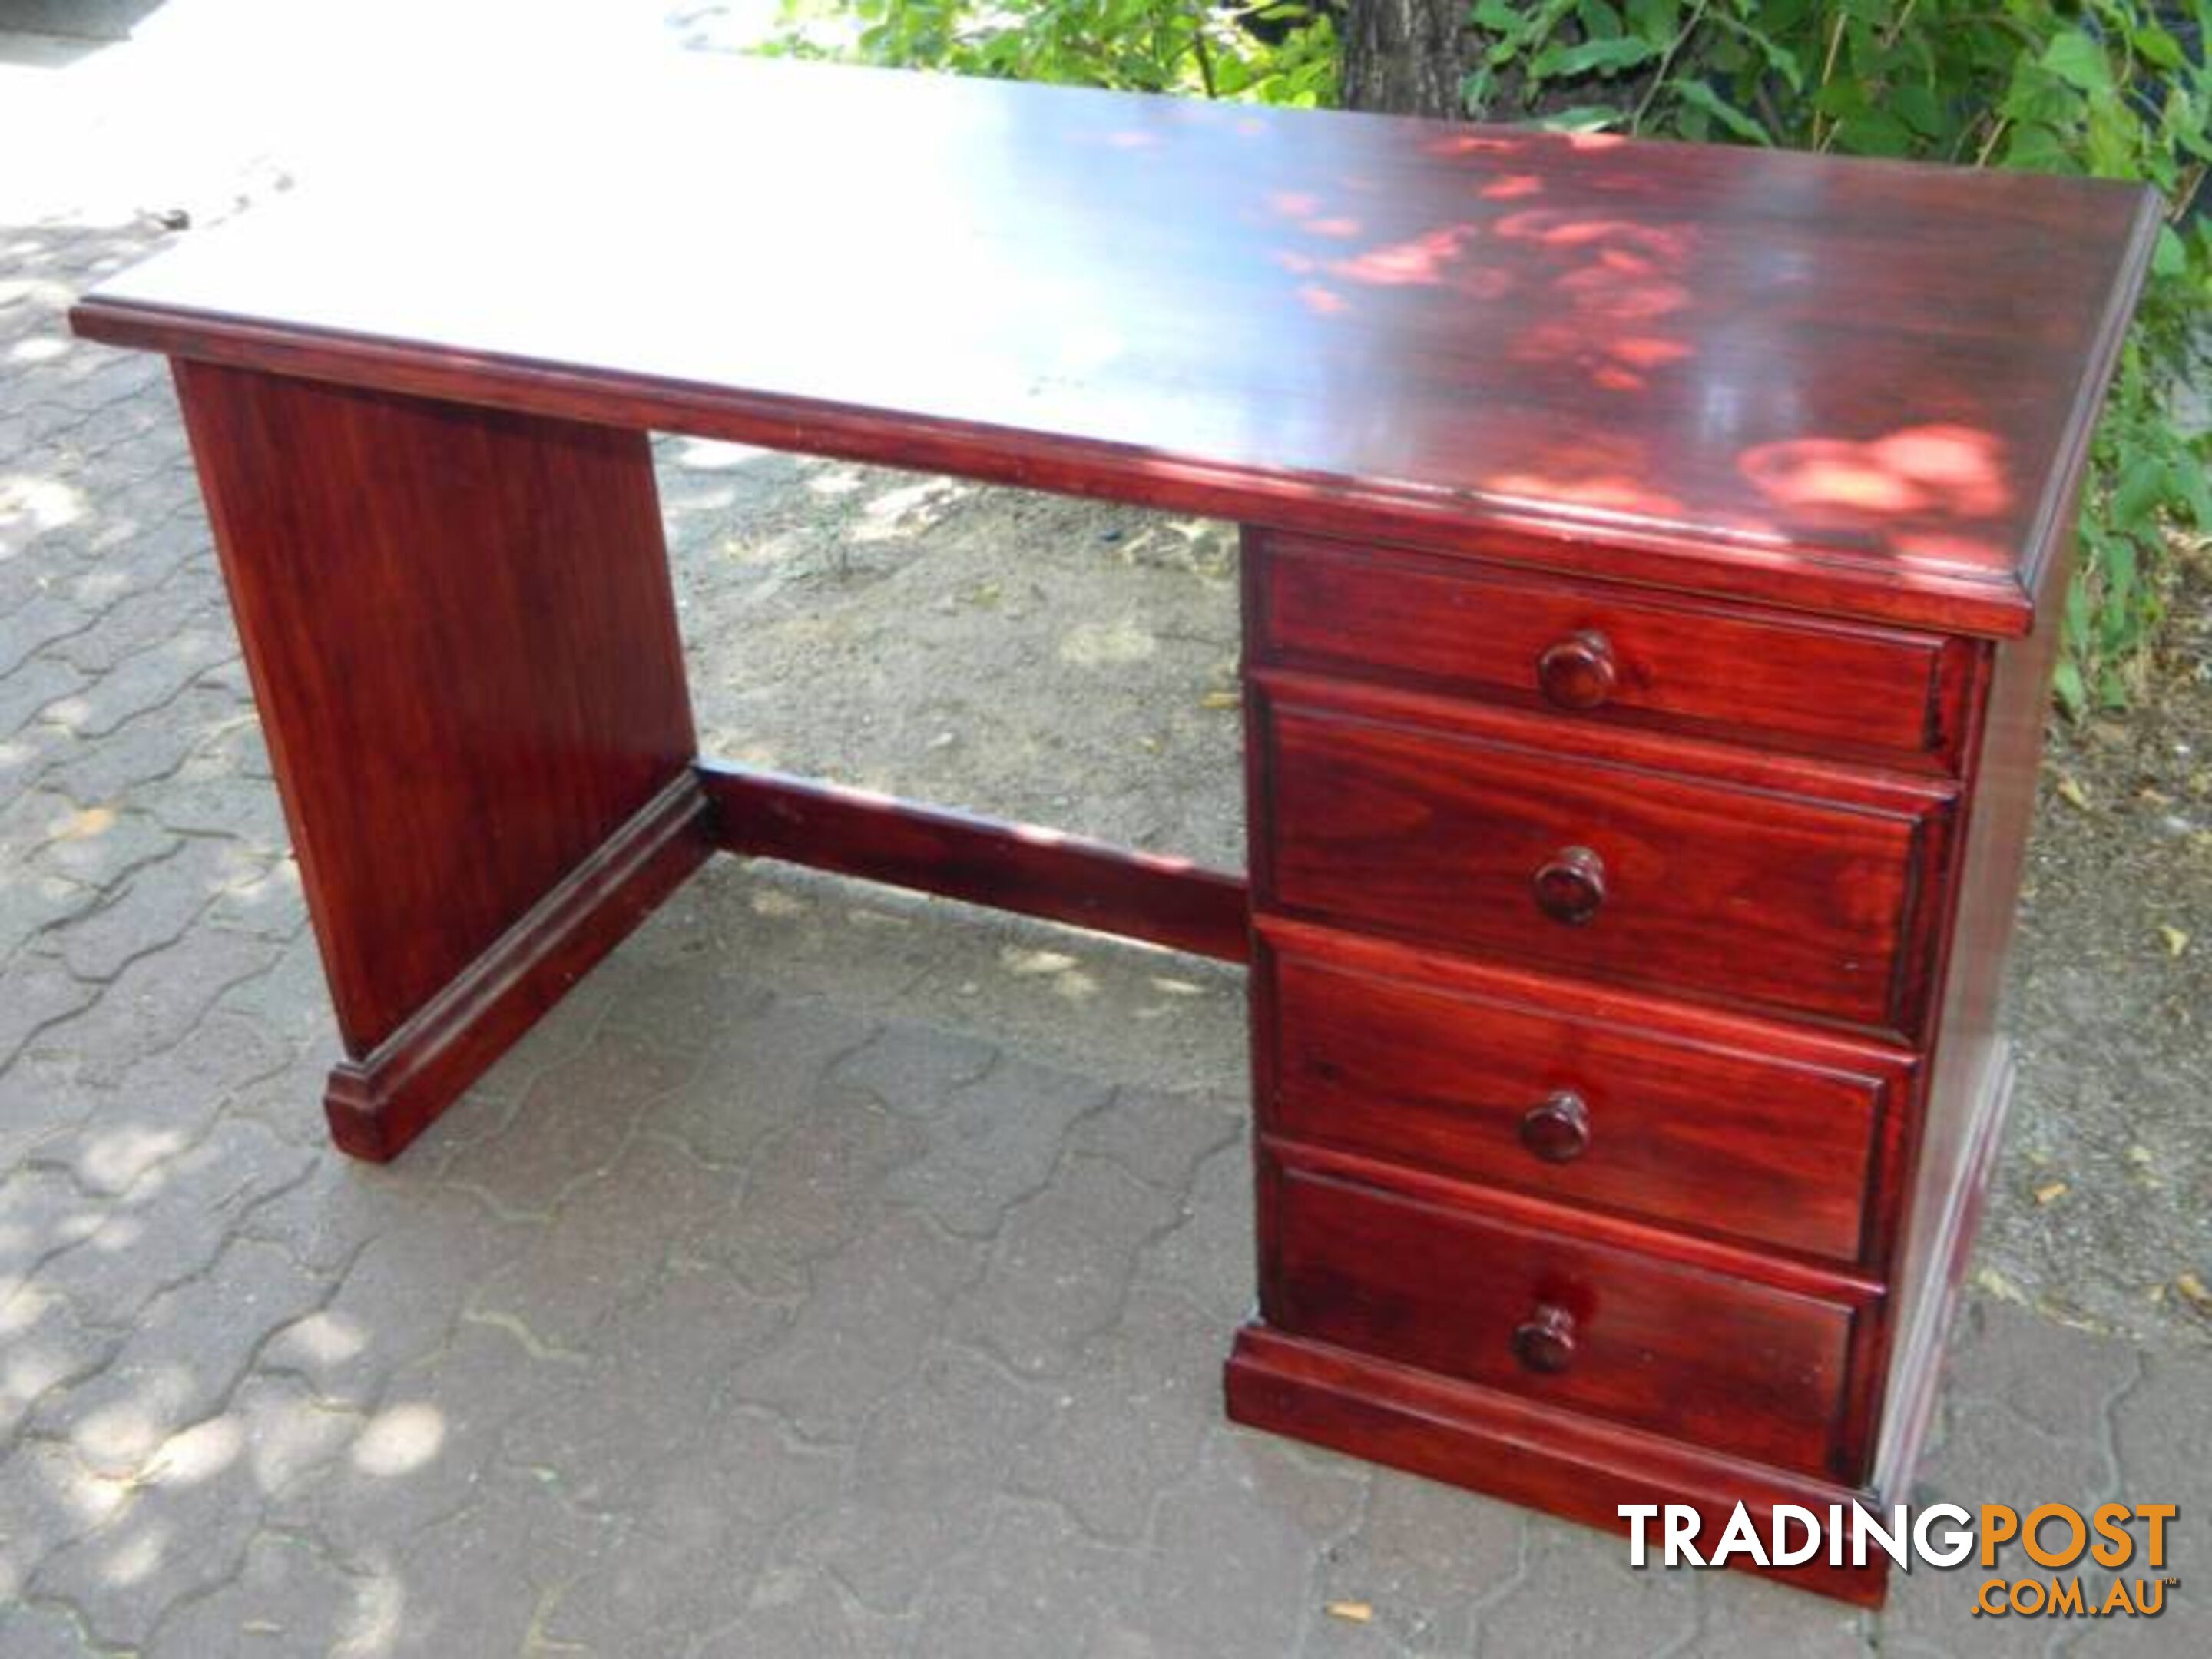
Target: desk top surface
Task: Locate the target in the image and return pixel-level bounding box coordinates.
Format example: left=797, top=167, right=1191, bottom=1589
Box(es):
left=73, top=58, right=2157, bottom=634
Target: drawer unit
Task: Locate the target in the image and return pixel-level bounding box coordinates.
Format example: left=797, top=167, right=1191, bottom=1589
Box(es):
left=1225, top=503, right=2091, bottom=1604
left=1251, top=531, right=1974, bottom=769
left=1260, top=1154, right=1865, bottom=1481
left=1257, top=929, right=1913, bottom=1263
left=1257, top=688, right=1951, bottom=1035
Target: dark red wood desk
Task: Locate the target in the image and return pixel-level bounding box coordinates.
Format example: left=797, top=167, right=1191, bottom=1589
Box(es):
left=70, top=58, right=2157, bottom=1604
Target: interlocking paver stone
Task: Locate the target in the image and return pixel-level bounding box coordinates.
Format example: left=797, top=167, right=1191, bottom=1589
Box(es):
left=534, top=1411, right=846, bottom=1656
left=1007, top=1282, right=1220, bottom=1543
left=882, top=1053, right=1114, bottom=1237
left=726, top=1207, right=985, bottom=1442
left=143, top=1531, right=361, bottom=1659
left=910, top=1498, right=1141, bottom=1658
left=796, top=1342, right=1051, bottom=1612
left=25, top=1116, right=313, bottom=1329
left=1068, top=1081, right=1243, bottom=1194
left=1475, top=1518, right=1700, bottom=1658
left=1130, top=1428, right=1369, bottom=1659
left=952, top=1153, right=1183, bottom=1376
left=1310, top=1462, right=1529, bottom=1655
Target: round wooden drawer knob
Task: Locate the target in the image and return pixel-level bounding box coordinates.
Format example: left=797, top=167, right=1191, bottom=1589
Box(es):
left=1520, top=1091, right=1591, bottom=1162
left=1536, top=629, right=1618, bottom=710
left=1513, top=1304, right=1578, bottom=1373
left=1532, top=846, right=1607, bottom=926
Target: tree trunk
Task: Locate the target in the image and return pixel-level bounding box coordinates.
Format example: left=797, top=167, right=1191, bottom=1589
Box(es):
left=1336, top=0, right=1471, bottom=118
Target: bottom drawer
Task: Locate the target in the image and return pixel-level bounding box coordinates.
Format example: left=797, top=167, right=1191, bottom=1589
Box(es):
left=1261, top=1156, right=1862, bottom=1479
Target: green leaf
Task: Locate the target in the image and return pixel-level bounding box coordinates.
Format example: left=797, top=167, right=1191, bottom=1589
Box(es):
left=2004, top=123, right=2081, bottom=175
left=1709, top=12, right=1804, bottom=93
left=2176, top=454, right=2212, bottom=529
left=1529, top=35, right=1658, bottom=79
left=1889, top=82, right=1945, bottom=139
left=2039, top=31, right=2112, bottom=95
left=1671, top=78, right=1772, bottom=144
left=2000, top=71, right=2081, bottom=127
left=1472, top=0, right=1522, bottom=30
left=2134, top=25, right=2186, bottom=71
left=2100, top=538, right=2138, bottom=647
left=1530, top=104, right=1629, bottom=132
left=2112, top=457, right=2167, bottom=529
left=1836, top=108, right=1917, bottom=157
left=2153, top=225, right=2186, bottom=279
left=2052, top=657, right=2088, bottom=719
left=1578, top=0, right=1624, bottom=41
left=1813, top=79, right=1866, bottom=119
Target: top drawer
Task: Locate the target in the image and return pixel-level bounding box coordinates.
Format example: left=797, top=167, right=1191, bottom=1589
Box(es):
left=1250, top=532, right=1973, bottom=769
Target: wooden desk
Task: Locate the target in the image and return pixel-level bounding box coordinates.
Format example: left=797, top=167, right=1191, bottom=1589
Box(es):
left=71, top=58, right=2157, bottom=1604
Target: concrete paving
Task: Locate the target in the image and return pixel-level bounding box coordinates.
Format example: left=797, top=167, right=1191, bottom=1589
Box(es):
left=2, top=9, right=2208, bottom=1654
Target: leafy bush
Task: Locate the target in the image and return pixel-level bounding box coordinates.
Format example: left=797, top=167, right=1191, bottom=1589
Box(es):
left=771, top=2, right=1338, bottom=104
left=774, top=2, right=2210, bottom=712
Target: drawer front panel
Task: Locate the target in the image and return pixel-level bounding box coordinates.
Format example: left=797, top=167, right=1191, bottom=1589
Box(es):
left=1260, top=697, right=1942, bottom=1032
left=1254, top=534, right=1966, bottom=765
left=1263, top=1159, right=1857, bottom=1478
left=1262, top=942, right=1903, bottom=1262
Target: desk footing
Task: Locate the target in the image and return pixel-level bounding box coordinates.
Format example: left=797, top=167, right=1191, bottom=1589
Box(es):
left=323, top=774, right=714, bottom=1161
left=1224, top=1323, right=1890, bottom=1606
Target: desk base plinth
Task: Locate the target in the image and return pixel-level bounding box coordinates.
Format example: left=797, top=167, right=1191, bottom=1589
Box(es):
left=323, top=775, right=714, bottom=1161
left=1225, top=1323, right=1895, bottom=1607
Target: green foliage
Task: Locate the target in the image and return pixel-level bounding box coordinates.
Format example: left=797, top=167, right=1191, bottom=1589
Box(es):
left=775, top=2, right=2209, bottom=712
left=1465, top=0, right=2211, bottom=715
left=769, top=2, right=1337, bottom=105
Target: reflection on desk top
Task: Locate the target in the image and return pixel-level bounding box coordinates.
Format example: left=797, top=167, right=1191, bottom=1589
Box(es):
left=71, top=56, right=2159, bottom=636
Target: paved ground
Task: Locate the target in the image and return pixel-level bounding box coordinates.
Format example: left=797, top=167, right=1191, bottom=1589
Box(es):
left=2, top=8, right=2209, bottom=1655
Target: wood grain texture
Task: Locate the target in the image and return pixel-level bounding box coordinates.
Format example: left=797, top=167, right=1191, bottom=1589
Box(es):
left=72, top=57, right=2163, bottom=636
left=325, top=775, right=713, bottom=1161
left=1255, top=926, right=1913, bottom=1263
left=172, top=359, right=697, bottom=1058
left=700, top=761, right=1248, bottom=962
left=1254, top=684, right=1950, bottom=1033
left=1867, top=528, right=2076, bottom=1495
left=1250, top=529, right=1974, bottom=767
left=1259, top=1152, right=1863, bottom=1479
left=1872, top=1043, right=2015, bottom=1505
left=1224, top=1325, right=1891, bottom=1606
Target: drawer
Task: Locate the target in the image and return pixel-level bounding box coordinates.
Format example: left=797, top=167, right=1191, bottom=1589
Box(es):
left=1261, top=1155, right=1859, bottom=1479
left=1251, top=532, right=1972, bottom=767
left=1257, top=692, right=1948, bottom=1034
left=1259, top=934, right=1910, bottom=1263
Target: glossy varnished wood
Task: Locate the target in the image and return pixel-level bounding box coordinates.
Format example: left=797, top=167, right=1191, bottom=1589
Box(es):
left=324, top=776, right=714, bottom=1161
left=171, top=361, right=699, bottom=1154
left=1260, top=1152, right=1863, bottom=1479
left=1250, top=530, right=1975, bottom=767
left=71, top=58, right=2161, bottom=637
left=1870, top=519, right=2078, bottom=1497
left=1224, top=1325, right=1892, bottom=1606
left=698, top=761, right=1248, bottom=962
left=1254, top=681, right=1950, bottom=1033
left=1256, top=923, right=1913, bottom=1263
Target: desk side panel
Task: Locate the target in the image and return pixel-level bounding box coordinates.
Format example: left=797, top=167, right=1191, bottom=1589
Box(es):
left=1868, top=525, right=2073, bottom=1498
left=173, top=360, right=698, bottom=1057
